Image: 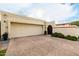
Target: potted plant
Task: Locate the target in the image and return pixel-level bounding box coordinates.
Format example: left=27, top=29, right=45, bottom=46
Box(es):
left=2, top=32, right=8, bottom=41
left=44, top=31, right=47, bottom=35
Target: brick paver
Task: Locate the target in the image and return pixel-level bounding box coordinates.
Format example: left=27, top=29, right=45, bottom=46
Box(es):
left=6, top=35, right=79, bottom=56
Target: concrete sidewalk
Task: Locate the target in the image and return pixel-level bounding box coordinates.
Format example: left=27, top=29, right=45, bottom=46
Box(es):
left=0, top=40, right=9, bottom=50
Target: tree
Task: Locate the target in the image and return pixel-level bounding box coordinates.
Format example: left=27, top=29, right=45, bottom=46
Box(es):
left=71, top=21, right=79, bottom=26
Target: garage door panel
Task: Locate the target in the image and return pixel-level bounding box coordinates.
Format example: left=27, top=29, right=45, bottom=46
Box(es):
left=11, top=23, right=43, bottom=38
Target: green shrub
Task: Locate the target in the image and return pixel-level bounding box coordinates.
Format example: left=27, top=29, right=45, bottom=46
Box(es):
left=52, top=32, right=65, bottom=38
left=51, top=32, right=78, bottom=41
left=65, top=35, right=71, bottom=39
left=78, top=36, right=79, bottom=39
left=65, top=35, right=78, bottom=41
left=51, top=32, right=58, bottom=37
left=0, top=49, right=6, bottom=56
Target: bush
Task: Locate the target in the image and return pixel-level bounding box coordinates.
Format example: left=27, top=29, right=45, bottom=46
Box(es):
left=65, top=35, right=78, bottom=41
left=51, top=32, right=78, bottom=41
left=44, top=31, right=47, bottom=35
left=0, top=49, right=6, bottom=56
left=52, top=32, right=65, bottom=38
left=2, top=32, right=8, bottom=41
left=78, top=36, right=79, bottom=39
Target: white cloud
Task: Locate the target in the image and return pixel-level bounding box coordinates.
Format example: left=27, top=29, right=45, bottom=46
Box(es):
left=49, top=4, right=73, bottom=20
left=0, top=3, right=76, bottom=23
left=18, top=3, right=32, bottom=8
left=27, top=4, right=76, bottom=23
left=46, top=4, right=74, bottom=21
left=0, top=3, right=32, bottom=14
left=16, top=3, right=32, bottom=14
left=28, top=8, right=46, bottom=19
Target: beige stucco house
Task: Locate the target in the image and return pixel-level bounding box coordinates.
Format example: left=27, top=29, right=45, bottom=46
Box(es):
left=0, top=11, right=55, bottom=39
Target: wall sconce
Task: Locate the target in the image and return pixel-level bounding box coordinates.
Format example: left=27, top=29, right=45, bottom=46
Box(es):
left=3, top=14, right=8, bottom=19
left=3, top=14, right=7, bottom=18
left=3, top=14, right=7, bottom=23
left=4, top=20, right=6, bottom=23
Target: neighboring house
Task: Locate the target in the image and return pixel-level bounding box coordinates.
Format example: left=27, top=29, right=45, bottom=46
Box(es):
left=53, top=23, right=79, bottom=37
left=0, top=11, right=55, bottom=39
left=54, top=23, right=78, bottom=28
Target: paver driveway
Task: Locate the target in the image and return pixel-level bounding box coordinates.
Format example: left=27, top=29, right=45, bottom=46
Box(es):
left=6, top=35, right=79, bottom=56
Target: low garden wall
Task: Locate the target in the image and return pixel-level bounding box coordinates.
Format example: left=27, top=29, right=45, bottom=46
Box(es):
left=53, top=27, right=79, bottom=37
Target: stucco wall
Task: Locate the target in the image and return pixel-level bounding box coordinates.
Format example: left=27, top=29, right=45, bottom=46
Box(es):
left=0, top=11, right=46, bottom=38
left=0, top=12, right=1, bottom=21
left=1, top=12, right=9, bottom=36
left=53, top=27, right=79, bottom=37
left=0, top=11, right=55, bottom=38
left=1, top=11, right=45, bottom=25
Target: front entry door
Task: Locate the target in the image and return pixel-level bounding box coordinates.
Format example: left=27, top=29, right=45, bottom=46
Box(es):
left=47, top=25, right=53, bottom=35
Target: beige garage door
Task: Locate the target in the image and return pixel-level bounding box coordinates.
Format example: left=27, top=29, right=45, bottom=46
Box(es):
left=10, top=23, right=43, bottom=38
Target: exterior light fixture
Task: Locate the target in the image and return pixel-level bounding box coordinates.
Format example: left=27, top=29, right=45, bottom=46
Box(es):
left=3, top=14, right=8, bottom=19
left=4, top=20, right=6, bottom=23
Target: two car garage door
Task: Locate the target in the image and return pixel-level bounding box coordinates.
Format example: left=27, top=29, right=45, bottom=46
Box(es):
left=10, top=23, right=43, bottom=38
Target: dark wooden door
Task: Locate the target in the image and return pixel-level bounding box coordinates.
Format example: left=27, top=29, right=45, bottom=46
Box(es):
left=47, top=25, right=53, bottom=35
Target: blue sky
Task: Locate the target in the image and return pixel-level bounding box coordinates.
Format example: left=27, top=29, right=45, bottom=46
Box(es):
left=0, top=3, right=79, bottom=24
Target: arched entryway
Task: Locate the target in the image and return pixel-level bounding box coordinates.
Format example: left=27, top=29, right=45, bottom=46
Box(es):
left=47, top=25, right=53, bottom=35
